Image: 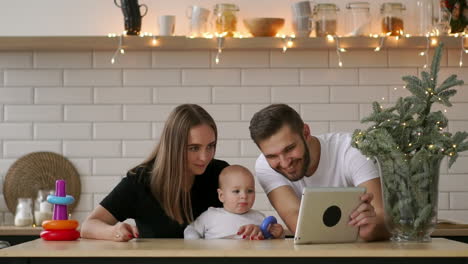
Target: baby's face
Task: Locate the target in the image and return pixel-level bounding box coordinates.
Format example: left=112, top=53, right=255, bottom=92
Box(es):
left=218, top=171, right=256, bottom=214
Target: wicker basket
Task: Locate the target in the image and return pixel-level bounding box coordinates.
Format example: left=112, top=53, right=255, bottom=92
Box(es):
left=3, top=152, right=81, bottom=214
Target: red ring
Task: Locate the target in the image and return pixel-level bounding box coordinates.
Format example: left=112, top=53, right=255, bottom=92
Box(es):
left=40, top=229, right=80, bottom=241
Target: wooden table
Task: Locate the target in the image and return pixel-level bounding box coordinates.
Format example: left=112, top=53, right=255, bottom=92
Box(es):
left=1, top=238, right=468, bottom=264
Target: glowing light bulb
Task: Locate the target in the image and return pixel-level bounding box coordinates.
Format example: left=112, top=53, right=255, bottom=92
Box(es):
left=374, top=47, right=381, bottom=52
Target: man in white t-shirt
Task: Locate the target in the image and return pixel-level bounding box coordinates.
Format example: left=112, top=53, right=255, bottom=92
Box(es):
left=249, top=104, right=389, bottom=241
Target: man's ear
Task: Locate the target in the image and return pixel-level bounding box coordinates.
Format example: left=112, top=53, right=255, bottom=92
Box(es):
left=303, top=124, right=311, bottom=139
left=217, top=188, right=224, bottom=203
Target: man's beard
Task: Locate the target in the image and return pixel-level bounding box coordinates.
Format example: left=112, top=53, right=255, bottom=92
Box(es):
left=274, top=137, right=311, bottom=182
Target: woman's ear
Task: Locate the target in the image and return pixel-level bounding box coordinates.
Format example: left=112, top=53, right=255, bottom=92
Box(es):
left=217, top=188, right=224, bottom=203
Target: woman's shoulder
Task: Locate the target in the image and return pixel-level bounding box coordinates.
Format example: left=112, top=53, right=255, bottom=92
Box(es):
left=126, top=164, right=152, bottom=185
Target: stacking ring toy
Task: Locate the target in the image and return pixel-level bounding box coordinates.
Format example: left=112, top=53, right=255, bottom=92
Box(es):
left=40, top=229, right=80, bottom=241
left=260, top=216, right=277, bottom=239
left=47, top=195, right=75, bottom=205
left=40, top=180, right=80, bottom=241
left=42, top=220, right=79, bottom=230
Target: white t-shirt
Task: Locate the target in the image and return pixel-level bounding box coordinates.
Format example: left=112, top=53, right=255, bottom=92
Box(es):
left=255, top=132, right=379, bottom=197
left=184, top=207, right=266, bottom=239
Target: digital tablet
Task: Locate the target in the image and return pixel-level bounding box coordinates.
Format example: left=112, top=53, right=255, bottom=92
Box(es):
left=294, top=187, right=366, bottom=244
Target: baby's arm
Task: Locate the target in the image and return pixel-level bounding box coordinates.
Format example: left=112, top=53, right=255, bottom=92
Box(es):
left=183, top=224, right=202, bottom=239
left=269, top=223, right=285, bottom=239
left=183, top=213, right=207, bottom=239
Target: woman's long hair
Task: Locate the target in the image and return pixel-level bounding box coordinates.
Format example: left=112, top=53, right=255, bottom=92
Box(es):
left=134, top=104, right=217, bottom=225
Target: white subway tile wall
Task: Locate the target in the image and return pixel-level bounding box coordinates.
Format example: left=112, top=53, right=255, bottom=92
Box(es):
left=0, top=48, right=467, bottom=226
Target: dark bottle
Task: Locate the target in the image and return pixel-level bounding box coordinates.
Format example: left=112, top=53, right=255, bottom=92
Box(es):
left=114, top=0, right=148, bottom=35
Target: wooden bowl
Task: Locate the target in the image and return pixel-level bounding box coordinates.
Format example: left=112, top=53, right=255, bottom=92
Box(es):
left=243, top=18, right=285, bottom=37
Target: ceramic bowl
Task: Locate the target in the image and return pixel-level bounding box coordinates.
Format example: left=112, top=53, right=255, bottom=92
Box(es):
left=243, top=18, right=285, bottom=37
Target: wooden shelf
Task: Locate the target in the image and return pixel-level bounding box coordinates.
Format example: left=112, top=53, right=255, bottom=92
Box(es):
left=0, top=36, right=466, bottom=51
left=0, top=226, right=41, bottom=236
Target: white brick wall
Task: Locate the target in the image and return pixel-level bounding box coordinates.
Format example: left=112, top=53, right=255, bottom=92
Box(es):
left=1, top=48, right=468, bottom=225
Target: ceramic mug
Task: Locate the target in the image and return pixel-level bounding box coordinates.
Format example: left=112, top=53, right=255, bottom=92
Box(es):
left=186, top=5, right=210, bottom=36
left=159, top=15, right=176, bottom=36
left=292, top=15, right=313, bottom=37
left=291, top=0, right=313, bottom=17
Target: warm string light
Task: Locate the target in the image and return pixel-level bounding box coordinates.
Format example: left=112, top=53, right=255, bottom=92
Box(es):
left=152, top=36, right=159, bottom=46
left=459, top=34, right=467, bottom=67
left=214, top=32, right=227, bottom=65
left=281, top=36, right=294, bottom=53
left=374, top=35, right=385, bottom=52
left=111, top=34, right=124, bottom=64
left=420, top=34, right=430, bottom=69
left=334, top=36, right=345, bottom=67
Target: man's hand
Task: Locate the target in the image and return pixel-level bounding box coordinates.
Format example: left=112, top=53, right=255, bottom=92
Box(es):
left=237, top=224, right=264, bottom=240
left=112, top=222, right=139, bottom=242
left=348, top=193, right=379, bottom=240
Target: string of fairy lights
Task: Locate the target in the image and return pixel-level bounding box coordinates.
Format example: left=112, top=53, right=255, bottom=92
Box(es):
left=107, top=30, right=467, bottom=70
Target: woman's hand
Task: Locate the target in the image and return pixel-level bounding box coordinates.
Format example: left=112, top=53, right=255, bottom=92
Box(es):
left=112, top=222, right=139, bottom=242
left=237, top=224, right=264, bottom=240
left=268, top=223, right=284, bottom=238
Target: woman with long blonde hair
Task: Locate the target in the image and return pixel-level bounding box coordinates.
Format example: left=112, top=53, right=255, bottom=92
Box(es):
left=81, top=104, right=228, bottom=241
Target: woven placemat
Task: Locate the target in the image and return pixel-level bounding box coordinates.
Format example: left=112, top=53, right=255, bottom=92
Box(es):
left=3, top=152, right=81, bottom=214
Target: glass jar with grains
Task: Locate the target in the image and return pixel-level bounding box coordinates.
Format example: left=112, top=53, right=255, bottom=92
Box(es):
left=14, top=198, right=33, bottom=227
left=381, top=2, right=406, bottom=36
left=213, top=3, right=239, bottom=37
left=313, top=3, right=339, bottom=37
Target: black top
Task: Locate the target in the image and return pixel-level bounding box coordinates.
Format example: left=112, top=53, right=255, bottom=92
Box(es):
left=100, top=159, right=228, bottom=238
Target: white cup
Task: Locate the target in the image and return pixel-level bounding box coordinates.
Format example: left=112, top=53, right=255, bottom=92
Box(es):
left=291, top=1, right=313, bottom=17
left=158, top=15, right=176, bottom=36
left=187, top=5, right=210, bottom=36
left=292, top=15, right=312, bottom=37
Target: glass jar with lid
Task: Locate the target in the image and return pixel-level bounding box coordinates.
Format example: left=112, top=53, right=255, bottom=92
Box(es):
left=345, top=2, right=371, bottom=36
left=313, top=3, right=339, bottom=37
left=14, top=198, right=33, bottom=227
left=34, top=189, right=53, bottom=226
left=381, top=2, right=406, bottom=36
left=213, top=3, right=239, bottom=37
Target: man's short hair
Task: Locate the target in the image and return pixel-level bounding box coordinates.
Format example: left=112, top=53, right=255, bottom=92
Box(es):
left=249, top=104, right=304, bottom=145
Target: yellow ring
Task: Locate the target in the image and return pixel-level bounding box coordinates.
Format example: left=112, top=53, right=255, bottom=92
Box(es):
left=42, top=220, right=79, bottom=230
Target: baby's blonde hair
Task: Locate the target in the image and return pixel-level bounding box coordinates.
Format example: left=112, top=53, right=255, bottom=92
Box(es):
left=218, top=165, right=253, bottom=189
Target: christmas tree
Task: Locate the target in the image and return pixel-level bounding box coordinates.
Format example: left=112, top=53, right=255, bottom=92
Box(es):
left=351, top=43, right=468, bottom=241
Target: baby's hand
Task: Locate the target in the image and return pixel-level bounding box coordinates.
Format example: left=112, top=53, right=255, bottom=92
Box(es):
left=237, top=224, right=264, bottom=240
left=268, top=223, right=284, bottom=239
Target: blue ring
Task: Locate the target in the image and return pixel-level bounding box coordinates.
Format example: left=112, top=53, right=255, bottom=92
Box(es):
left=260, top=216, right=277, bottom=239
left=47, top=195, right=75, bottom=205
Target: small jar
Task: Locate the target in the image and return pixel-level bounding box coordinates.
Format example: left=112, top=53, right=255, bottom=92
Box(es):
left=213, top=3, right=239, bottom=37
left=313, top=3, right=339, bottom=37
left=345, top=2, right=371, bottom=36
left=14, top=198, right=33, bottom=227
left=34, top=189, right=53, bottom=226
left=380, top=2, right=405, bottom=36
